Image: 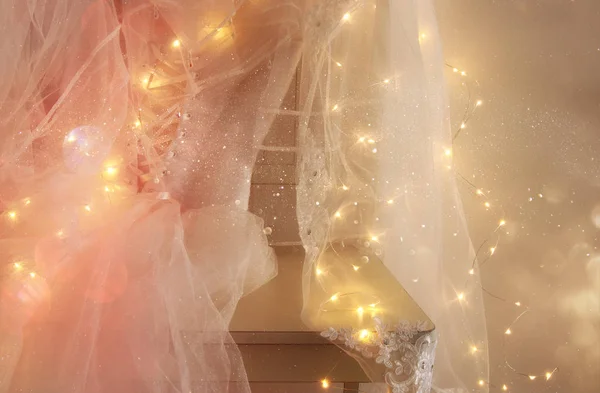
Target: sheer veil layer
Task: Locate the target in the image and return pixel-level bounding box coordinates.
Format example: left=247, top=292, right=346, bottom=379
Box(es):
left=296, top=0, right=488, bottom=391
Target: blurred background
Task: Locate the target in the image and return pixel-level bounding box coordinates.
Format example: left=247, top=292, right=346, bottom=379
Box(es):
left=437, top=0, right=600, bottom=392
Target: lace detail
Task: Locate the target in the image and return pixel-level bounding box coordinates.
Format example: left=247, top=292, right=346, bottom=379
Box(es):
left=321, top=318, right=437, bottom=393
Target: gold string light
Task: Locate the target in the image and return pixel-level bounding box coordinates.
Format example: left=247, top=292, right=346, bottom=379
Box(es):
left=103, top=165, right=118, bottom=178
left=446, top=62, right=562, bottom=390
left=359, top=329, right=370, bottom=341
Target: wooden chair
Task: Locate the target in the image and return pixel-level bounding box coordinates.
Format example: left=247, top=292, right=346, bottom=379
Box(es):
left=231, top=246, right=434, bottom=392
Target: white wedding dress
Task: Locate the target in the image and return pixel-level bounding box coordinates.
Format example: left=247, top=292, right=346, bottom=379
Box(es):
left=0, top=1, right=487, bottom=392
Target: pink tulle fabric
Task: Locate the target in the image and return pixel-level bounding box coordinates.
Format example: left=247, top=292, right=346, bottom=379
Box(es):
left=0, top=0, right=302, bottom=392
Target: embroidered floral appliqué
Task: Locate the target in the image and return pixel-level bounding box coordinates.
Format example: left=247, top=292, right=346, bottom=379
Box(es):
left=321, top=317, right=437, bottom=393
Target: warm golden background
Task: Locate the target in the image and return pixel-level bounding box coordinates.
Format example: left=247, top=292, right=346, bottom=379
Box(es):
left=438, top=0, right=600, bottom=392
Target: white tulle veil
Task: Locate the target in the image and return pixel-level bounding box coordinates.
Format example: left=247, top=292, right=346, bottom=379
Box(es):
left=0, top=0, right=488, bottom=392
left=296, top=0, right=488, bottom=391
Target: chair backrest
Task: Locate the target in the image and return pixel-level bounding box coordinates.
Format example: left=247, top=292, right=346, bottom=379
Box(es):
left=249, top=71, right=301, bottom=245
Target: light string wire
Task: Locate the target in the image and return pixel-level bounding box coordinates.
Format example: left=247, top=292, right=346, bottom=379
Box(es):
left=446, top=63, right=560, bottom=390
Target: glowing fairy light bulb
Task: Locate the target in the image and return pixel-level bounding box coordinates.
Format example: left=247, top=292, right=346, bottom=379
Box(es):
left=484, top=202, right=491, bottom=208
left=471, top=346, right=479, bottom=354
left=56, top=229, right=65, bottom=238
left=84, top=205, right=92, bottom=212
left=383, top=79, right=390, bottom=84
left=356, top=306, right=364, bottom=315
left=453, top=68, right=458, bottom=73
left=367, top=138, right=375, bottom=144
left=358, top=136, right=366, bottom=143
left=334, top=211, right=342, bottom=218
left=476, top=189, right=484, bottom=196
left=444, top=148, right=452, bottom=157
left=104, top=165, right=118, bottom=177
left=330, top=294, right=339, bottom=302
left=23, top=198, right=31, bottom=206
left=332, top=104, right=339, bottom=111
left=460, top=122, right=466, bottom=129
left=499, top=219, right=506, bottom=226
left=371, top=235, right=378, bottom=242
left=352, top=265, right=360, bottom=271
left=515, top=301, right=521, bottom=307
left=134, top=120, right=141, bottom=128
left=502, top=385, right=508, bottom=391
left=29, top=272, right=36, bottom=278
left=469, top=268, right=475, bottom=275
left=476, top=100, right=483, bottom=107
left=528, top=375, right=536, bottom=381
left=7, top=211, right=17, bottom=220
left=372, top=148, right=378, bottom=153
left=457, top=292, right=465, bottom=301
left=13, top=262, right=23, bottom=271
left=335, top=62, right=342, bottom=67
left=321, top=379, right=330, bottom=389
left=545, top=372, right=553, bottom=380
left=505, top=328, right=512, bottom=335
left=172, top=39, right=181, bottom=48
left=342, top=12, right=351, bottom=21
left=461, top=71, right=467, bottom=76
left=387, top=199, right=394, bottom=205
left=490, top=247, right=496, bottom=255
left=359, top=329, right=369, bottom=341
left=342, top=185, right=349, bottom=191
left=478, top=380, right=485, bottom=386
